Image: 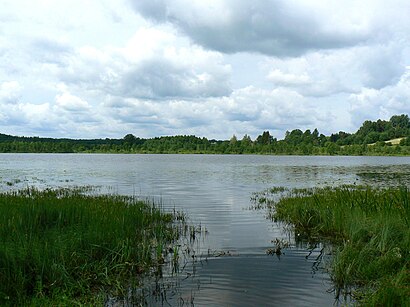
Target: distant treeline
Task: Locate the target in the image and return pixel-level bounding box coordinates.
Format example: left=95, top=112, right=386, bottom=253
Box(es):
left=1, top=114, right=410, bottom=155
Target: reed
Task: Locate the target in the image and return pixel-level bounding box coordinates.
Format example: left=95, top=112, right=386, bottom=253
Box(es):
left=265, top=186, right=409, bottom=306
left=0, top=188, right=183, bottom=305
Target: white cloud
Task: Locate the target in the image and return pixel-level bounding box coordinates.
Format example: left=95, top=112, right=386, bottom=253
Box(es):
left=55, top=26, right=232, bottom=100
left=350, top=68, right=410, bottom=126
left=0, top=81, right=22, bottom=103
left=0, top=0, right=409, bottom=139
left=100, top=85, right=329, bottom=139
left=265, top=41, right=409, bottom=97
left=267, top=69, right=310, bottom=86
left=55, top=91, right=90, bottom=112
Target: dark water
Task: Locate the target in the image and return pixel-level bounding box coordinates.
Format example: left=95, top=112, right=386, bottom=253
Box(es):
left=1, top=154, right=410, bottom=306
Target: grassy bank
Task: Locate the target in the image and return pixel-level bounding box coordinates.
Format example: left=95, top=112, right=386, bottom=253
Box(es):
left=0, top=188, right=184, bottom=305
left=261, top=186, right=409, bottom=306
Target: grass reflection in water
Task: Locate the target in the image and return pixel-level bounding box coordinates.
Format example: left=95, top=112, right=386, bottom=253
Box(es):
left=255, top=185, right=410, bottom=306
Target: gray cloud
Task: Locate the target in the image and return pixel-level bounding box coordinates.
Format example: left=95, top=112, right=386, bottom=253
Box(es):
left=133, top=0, right=167, bottom=21
left=350, top=68, right=410, bottom=127
left=130, top=0, right=373, bottom=56
left=265, top=40, right=409, bottom=98
left=119, top=59, right=231, bottom=99
left=56, top=30, right=232, bottom=100
left=30, top=38, right=72, bottom=65
left=359, top=44, right=405, bottom=89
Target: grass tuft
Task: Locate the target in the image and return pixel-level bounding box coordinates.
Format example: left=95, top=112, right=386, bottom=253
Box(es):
left=0, top=188, right=184, bottom=305
left=262, top=185, right=410, bottom=305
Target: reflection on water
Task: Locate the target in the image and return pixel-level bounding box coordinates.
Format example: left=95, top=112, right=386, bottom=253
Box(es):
left=1, top=154, right=410, bottom=306
left=112, top=239, right=333, bottom=307
left=356, top=165, right=410, bottom=186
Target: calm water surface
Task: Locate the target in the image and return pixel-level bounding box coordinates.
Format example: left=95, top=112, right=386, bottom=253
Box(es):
left=1, top=154, right=410, bottom=306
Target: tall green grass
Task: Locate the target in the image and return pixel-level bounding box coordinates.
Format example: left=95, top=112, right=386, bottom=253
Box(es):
left=0, top=188, right=183, bottom=305
left=265, top=186, right=409, bottom=306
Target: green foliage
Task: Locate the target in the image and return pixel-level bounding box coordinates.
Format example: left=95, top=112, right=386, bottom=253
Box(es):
left=256, top=131, right=273, bottom=145
left=0, top=114, right=409, bottom=155
left=0, top=188, right=182, bottom=305
left=265, top=186, right=410, bottom=305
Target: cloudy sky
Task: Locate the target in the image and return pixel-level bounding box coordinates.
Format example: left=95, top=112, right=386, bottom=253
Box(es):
left=0, top=0, right=409, bottom=140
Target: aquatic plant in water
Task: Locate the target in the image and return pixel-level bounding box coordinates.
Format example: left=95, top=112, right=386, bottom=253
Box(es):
left=0, top=188, right=187, bottom=305
left=257, top=185, right=410, bottom=306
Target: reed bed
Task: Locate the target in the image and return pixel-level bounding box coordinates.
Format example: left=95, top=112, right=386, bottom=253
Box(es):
left=0, top=188, right=183, bottom=305
left=263, top=186, right=409, bottom=306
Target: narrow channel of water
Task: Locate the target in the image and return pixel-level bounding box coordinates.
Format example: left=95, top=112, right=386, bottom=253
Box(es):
left=1, top=154, right=409, bottom=306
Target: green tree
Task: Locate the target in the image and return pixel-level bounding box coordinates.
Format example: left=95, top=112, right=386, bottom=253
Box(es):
left=229, top=134, right=238, bottom=145
left=364, top=131, right=380, bottom=144
left=284, top=129, right=303, bottom=146
left=123, top=134, right=138, bottom=145
left=256, top=131, right=273, bottom=145
left=241, top=134, right=252, bottom=145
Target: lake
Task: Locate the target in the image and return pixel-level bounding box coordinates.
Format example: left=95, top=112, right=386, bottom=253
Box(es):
left=1, top=154, right=410, bottom=306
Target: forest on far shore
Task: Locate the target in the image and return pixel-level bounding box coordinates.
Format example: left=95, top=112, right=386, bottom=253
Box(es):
left=1, top=114, right=410, bottom=156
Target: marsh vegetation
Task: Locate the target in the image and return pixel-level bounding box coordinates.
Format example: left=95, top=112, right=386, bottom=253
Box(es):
left=255, top=186, right=410, bottom=306
left=0, top=188, right=188, bottom=305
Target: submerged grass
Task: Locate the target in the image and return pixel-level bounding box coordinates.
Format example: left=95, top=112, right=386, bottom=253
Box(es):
left=264, top=186, right=409, bottom=306
left=0, top=188, right=184, bottom=305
